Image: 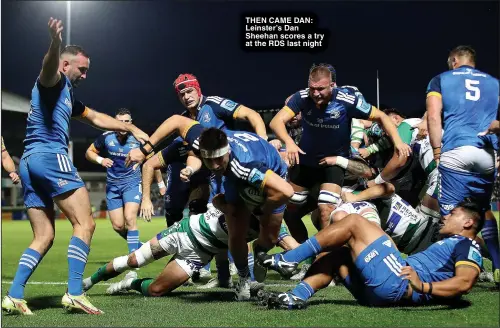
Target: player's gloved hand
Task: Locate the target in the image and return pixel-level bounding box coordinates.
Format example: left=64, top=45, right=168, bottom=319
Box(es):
left=394, top=141, right=411, bottom=158
left=318, top=156, right=337, bottom=166
left=399, top=266, right=424, bottom=293
left=9, top=171, right=20, bottom=185
left=478, top=120, right=500, bottom=136
left=358, top=148, right=370, bottom=159
left=101, top=158, right=114, bottom=168
left=139, top=198, right=154, bottom=222
left=48, top=17, right=63, bottom=44
left=180, top=166, right=194, bottom=182
left=285, top=142, right=306, bottom=166
left=269, top=139, right=282, bottom=151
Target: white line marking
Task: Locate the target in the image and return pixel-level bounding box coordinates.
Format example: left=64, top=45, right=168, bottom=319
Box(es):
left=1, top=281, right=297, bottom=288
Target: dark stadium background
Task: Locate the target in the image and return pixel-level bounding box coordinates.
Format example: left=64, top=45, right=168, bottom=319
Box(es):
left=1, top=1, right=498, bottom=173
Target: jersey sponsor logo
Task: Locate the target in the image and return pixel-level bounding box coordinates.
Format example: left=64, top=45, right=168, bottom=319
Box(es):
left=468, top=247, right=483, bottom=266
left=317, top=118, right=323, bottom=123
left=134, top=195, right=140, bottom=200
left=330, top=109, right=341, bottom=119
left=336, top=91, right=355, bottom=104
left=220, top=99, right=238, bottom=111
left=248, top=168, right=265, bottom=186
left=355, top=97, right=371, bottom=113
left=108, top=140, right=116, bottom=147
left=306, top=109, right=312, bottom=116
left=364, top=249, right=379, bottom=263
left=118, top=148, right=124, bottom=153
left=202, top=112, right=211, bottom=123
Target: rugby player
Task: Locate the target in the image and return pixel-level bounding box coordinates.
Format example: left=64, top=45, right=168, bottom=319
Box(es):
left=2, top=18, right=149, bottom=315
left=426, top=45, right=499, bottom=284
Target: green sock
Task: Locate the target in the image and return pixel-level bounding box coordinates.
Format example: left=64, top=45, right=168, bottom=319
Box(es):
left=90, top=264, right=119, bottom=284
left=130, top=278, right=153, bottom=296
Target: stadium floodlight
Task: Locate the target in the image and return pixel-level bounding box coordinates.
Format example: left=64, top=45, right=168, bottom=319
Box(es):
left=376, top=70, right=380, bottom=110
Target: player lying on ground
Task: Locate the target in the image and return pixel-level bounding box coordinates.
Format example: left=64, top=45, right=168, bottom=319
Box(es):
left=258, top=201, right=484, bottom=309
left=83, top=201, right=299, bottom=298
left=126, top=115, right=294, bottom=300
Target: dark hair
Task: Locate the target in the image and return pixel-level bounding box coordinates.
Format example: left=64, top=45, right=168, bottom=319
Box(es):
left=199, top=127, right=228, bottom=152
left=115, top=108, right=131, bottom=117
left=383, top=108, right=407, bottom=119
left=457, top=199, right=484, bottom=232
left=309, top=63, right=336, bottom=83
left=449, top=45, right=476, bottom=63
left=60, top=45, right=90, bottom=58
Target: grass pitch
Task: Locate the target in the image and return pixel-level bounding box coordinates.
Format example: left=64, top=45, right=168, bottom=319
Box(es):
left=1, top=216, right=499, bottom=327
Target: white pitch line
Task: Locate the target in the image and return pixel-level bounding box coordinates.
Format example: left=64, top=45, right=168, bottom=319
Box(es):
left=1, top=281, right=296, bottom=288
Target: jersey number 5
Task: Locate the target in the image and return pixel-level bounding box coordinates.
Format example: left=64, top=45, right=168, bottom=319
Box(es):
left=465, top=79, right=480, bottom=101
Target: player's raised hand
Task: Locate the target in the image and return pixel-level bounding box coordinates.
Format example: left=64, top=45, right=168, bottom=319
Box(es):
left=180, top=166, right=194, bottom=182
left=101, top=158, right=114, bottom=168
left=394, top=141, right=411, bottom=158
left=139, top=198, right=154, bottom=222
left=48, top=17, right=63, bottom=44
left=125, top=148, right=145, bottom=168
left=286, top=142, right=306, bottom=166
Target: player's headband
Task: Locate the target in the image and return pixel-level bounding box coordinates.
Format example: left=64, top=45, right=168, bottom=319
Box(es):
left=200, top=144, right=230, bottom=158
left=174, top=73, right=202, bottom=97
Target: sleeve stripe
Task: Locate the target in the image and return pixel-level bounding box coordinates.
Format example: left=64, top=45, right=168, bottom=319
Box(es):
left=455, top=261, right=480, bottom=273
left=283, top=106, right=296, bottom=118
left=89, top=144, right=99, bottom=154
left=81, top=106, right=90, bottom=118
left=427, top=91, right=442, bottom=98
left=260, top=169, right=272, bottom=190
left=181, top=121, right=200, bottom=139
left=368, top=106, right=377, bottom=120
left=158, top=152, right=166, bottom=168
left=232, top=105, right=242, bottom=119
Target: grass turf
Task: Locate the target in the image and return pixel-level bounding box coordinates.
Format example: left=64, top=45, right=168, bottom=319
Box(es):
left=1, top=216, right=499, bottom=327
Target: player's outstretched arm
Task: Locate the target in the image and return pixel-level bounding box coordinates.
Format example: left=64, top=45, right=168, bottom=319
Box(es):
left=260, top=171, right=294, bottom=215
left=76, top=108, right=149, bottom=143
left=400, top=265, right=479, bottom=298
left=426, top=95, right=443, bottom=164
left=180, top=155, right=202, bottom=182
left=270, top=108, right=305, bottom=165
left=369, top=108, right=411, bottom=158
left=342, top=182, right=395, bottom=203
left=234, top=106, right=268, bottom=140
left=85, top=143, right=113, bottom=168
left=39, top=18, right=63, bottom=88
left=319, top=156, right=374, bottom=179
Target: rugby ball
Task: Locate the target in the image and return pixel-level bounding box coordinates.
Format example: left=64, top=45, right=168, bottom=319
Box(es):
left=239, top=186, right=265, bottom=208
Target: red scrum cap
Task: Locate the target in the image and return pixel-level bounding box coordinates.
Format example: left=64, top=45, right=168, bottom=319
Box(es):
left=173, top=73, right=201, bottom=97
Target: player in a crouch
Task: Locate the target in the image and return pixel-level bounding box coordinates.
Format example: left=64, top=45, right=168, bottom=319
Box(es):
left=2, top=18, right=149, bottom=315
left=258, top=201, right=484, bottom=309
left=126, top=115, right=294, bottom=300
left=82, top=203, right=299, bottom=297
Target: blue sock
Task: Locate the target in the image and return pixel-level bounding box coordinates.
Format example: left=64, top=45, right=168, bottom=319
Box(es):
left=282, top=236, right=322, bottom=263
left=67, top=236, right=90, bottom=296
left=228, top=251, right=234, bottom=263
left=482, top=219, right=500, bottom=270
left=203, top=263, right=211, bottom=271
left=8, top=248, right=42, bottom=299
left=127, top=230, right=140, bottom=253
left=248, top=252, right=255, bottom=281
left=291, top=281, right=315, bottom=301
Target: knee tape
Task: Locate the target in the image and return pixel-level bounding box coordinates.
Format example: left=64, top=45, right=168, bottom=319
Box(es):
left=134, top=241, right=154, bottom=267
left=318, top=190, right=341, bottom=206
left=112, top=255, right=130, bottom=273
left=290, top=190, right=309, bottom=205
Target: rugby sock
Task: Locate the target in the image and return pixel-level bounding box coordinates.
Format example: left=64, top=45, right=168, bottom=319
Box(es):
left=67, top=236, right=90, bottom=296
left=130, top=278, right=153, bottom=296
left=88, top=264, right=120, bottom=284
left=291, top=281, right=315, bottom=301
left=127, top=230, right=140, bottom=253
left=8, top=248, right=41, bottom=299
left=237, top=266, right=250, bottom=279
left=482, top=219, right=500, bottom=270
left=282, top=236, right=321, bottom=264
left=216, top=260, right=231, bottom=282
left=248, top=252, right=255, bottom=281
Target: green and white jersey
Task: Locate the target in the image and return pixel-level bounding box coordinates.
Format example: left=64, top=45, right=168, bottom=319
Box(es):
left=381, top=194, right=432, bottom=255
